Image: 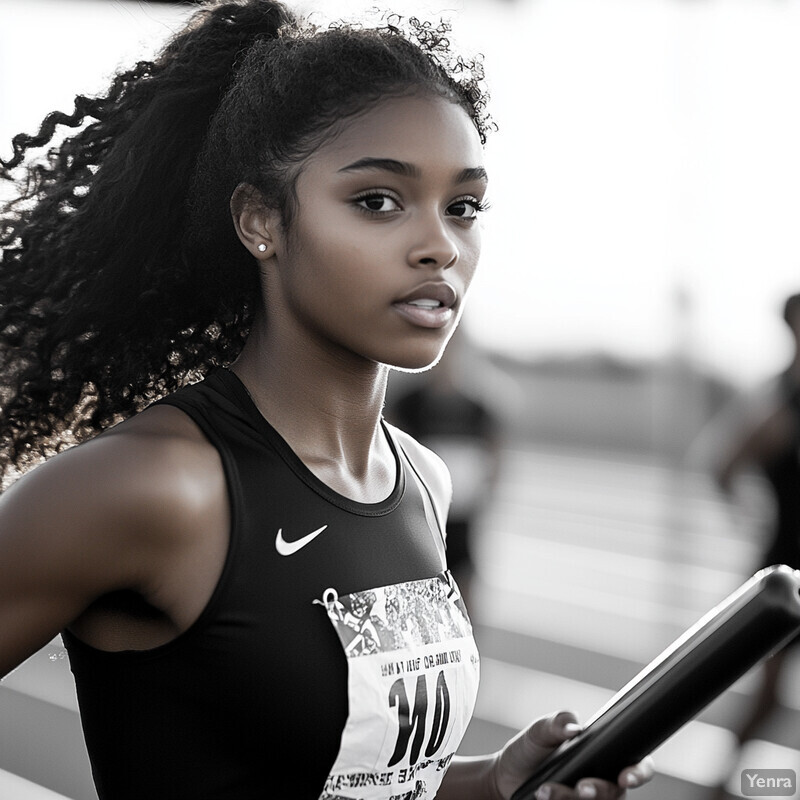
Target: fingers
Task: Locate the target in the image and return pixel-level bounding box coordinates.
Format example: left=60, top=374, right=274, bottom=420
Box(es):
left=535, top=777, right=627, bottom=800
left=617, top=755, right=655, bottom=790
left=523, top=710, right=583, bottom=754
left=494, top=711, right=584, bottom=800
left=505, top=711, right=582, bottom=777
left=499, top=711, right=654, bottom=800
left=533, top=751, right=655, bottom=800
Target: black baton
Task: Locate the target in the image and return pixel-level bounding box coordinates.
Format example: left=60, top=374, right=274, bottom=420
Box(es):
left=511, top=564, right=800, bottom=799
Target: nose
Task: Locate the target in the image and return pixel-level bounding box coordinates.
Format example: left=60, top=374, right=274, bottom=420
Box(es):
left=407, top=213, right=459, bottom=270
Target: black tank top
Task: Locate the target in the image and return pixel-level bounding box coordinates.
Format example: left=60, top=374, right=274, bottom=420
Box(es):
left=62, top=369, right=478, bottom=800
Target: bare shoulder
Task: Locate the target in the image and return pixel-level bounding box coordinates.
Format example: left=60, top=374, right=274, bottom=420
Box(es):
left=0, top=402, right=226, bottom=603
left=0, top=403, right=226, bottom=673
left=97, top=402, right=223, bottom=509
left=3, top=403, right=220, bottom=534
left=387, top=423, right=452, bottom=511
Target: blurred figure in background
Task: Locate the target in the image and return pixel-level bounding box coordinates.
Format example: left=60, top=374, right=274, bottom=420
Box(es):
left=706, top=292, right=800, bottom=800
left=388, top=329, right=502, bottom=611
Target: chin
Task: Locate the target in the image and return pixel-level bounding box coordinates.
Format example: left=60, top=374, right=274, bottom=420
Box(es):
left=397, top=328, right=463, bottom=372
left=384, top=348, right=446, bottom=374
left=391, top=362, right=437, bottom=375
left=373, top=325, right=459, bottom=372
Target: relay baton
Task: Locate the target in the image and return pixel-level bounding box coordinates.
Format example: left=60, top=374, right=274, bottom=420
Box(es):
left=510, top=564, right=800, bottom=799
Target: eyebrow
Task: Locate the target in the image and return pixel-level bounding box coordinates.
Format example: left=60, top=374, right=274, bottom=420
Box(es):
left=455, top=166, right=489, bottom=185
left=338, top=158, right=488, bottom=185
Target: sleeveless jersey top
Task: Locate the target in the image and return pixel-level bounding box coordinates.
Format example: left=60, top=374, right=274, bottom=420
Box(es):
left=62, top=369, right=480, bottom=800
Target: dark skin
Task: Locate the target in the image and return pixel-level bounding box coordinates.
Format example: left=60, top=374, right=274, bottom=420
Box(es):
left=0, top=94, right=652, bottom=800
left=0, top=403, right=228, bottom=660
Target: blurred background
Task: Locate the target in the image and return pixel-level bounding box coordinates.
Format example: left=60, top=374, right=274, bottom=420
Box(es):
left=3, top=0, right=800, bottom=798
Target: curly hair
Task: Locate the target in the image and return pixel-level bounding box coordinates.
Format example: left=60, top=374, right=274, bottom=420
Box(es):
left=0, top=0, right=492, bottom=480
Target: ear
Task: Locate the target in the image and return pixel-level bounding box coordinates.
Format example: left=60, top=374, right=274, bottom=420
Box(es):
left=230, top=183, right=281, bottom=260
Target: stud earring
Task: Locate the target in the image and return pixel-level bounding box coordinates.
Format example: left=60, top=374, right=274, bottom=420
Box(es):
left=257, top=243, right=267, bottom=253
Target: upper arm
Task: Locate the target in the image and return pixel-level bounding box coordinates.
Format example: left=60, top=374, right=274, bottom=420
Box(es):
left=0, top=446, right=138, bottom=675
left=0, top=406, right=221, bottom=677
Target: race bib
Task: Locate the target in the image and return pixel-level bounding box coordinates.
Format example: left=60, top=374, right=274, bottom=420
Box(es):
left=316, top=572, right=480, bottom=800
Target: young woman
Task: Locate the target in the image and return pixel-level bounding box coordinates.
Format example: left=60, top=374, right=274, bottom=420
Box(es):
left=0, top=2, right=653, bottom=798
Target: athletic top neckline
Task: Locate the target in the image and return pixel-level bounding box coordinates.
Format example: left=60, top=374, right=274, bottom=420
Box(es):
left=217, top=368, right=405, bottom=517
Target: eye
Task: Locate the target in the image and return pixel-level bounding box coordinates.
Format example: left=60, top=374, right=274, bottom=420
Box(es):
left=447, top=197, right=488, bottom=220
left=354, top=192, right=402, bottom=214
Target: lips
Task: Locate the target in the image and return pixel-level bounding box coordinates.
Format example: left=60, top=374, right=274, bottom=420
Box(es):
left=392, top=281, right=458, bottom=329
left=396, top=281, right=457, bottom=308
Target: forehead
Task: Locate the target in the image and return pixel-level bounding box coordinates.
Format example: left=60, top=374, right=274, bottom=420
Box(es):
left=306, top=94, right=485, bottom=176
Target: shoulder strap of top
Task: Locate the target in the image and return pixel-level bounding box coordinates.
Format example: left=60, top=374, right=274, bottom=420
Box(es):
left=388, top=428, right=448, bottom=571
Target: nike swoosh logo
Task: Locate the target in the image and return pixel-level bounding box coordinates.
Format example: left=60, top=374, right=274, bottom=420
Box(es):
left=275, top=525, right=328, bottom=556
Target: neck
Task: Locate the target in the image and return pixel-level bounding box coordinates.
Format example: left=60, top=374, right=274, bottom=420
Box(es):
left=230, top=314, right=394, bottom=502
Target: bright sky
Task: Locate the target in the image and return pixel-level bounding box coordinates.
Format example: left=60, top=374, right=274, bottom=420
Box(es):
left=2, top=0, right=800, bottom=387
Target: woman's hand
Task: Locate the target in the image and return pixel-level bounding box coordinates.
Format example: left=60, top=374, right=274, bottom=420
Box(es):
left=491, top=711, right=655, bottom=800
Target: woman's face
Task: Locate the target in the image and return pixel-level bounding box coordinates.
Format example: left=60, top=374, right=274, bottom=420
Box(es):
left=263, top=93, right=488, bottom=372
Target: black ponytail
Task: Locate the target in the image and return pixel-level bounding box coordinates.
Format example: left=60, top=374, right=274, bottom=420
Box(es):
left=0, top=0, right=490, bottom=481
left=0, top=1, right=294, bottom=476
